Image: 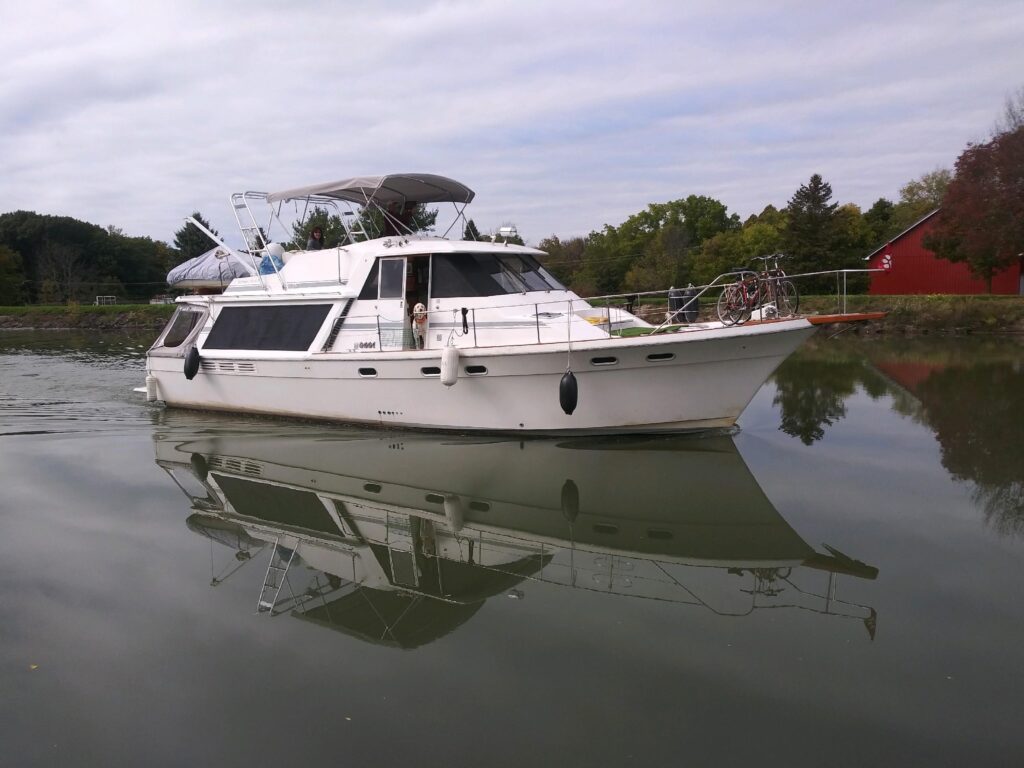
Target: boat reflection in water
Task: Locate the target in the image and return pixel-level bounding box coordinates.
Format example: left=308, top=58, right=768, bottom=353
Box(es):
left=155, top=430, right=878, bottom=647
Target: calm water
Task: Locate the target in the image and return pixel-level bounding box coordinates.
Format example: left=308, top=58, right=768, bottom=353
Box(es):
left=1, top=330, right=1022, bottom=767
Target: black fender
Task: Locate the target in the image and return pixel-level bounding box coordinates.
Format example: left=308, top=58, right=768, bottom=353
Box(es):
left=183, top=345, right=201, bottom=380
left=559, top=370, right=578, bottom=415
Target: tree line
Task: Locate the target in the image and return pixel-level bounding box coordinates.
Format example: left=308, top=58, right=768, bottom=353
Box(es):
left=1, top=90, right=1019, bottom=305
left=536, top=169, right=951, bottom=297
left=538, top=90, right=1023, bottom=296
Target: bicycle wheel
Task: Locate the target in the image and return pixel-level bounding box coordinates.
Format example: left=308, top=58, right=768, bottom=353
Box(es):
left=775, top=279, right=799, bottom=317
left=717, top=284, right=750, bottom=326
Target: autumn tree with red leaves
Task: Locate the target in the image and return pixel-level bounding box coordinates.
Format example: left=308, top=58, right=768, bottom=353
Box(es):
left=925, top=125, right=1024, bottom=292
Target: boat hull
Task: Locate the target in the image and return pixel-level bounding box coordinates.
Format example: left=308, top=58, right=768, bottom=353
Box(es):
left=147, top=320, right=816, bottom=434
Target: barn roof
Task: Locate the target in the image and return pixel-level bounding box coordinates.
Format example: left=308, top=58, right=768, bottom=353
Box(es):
left=864, top=208, right=941, bottom=261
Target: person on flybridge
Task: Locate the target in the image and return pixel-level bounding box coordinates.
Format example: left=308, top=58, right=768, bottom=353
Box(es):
left=306, top=227, right=324, bottom=250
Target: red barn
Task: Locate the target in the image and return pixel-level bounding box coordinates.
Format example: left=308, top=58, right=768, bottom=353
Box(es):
left=866, top=209, right=1023, bottom=295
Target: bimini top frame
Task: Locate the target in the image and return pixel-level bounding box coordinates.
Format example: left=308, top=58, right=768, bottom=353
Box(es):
left=226, top=174, right=478, bottom=290
left=265, top=173, right=475, bottom=206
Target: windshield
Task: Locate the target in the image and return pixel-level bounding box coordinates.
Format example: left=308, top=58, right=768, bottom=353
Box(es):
left=431, top=252, right=566, bottom=297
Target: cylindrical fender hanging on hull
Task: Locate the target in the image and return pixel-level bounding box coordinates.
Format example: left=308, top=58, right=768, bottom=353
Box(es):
left=441, top=345, right=459, bottom=386
left=443, top=494, right=465, bottom=532
left=183, top=346, right=201, bottom=380
left=559, top=370, right=578, bottom=415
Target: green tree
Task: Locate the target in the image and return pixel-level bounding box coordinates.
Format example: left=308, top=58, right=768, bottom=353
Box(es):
left=173, top=212, right=219, bottom=264
left=687, top=205, right=787, bottom=287
left=864, top=197, right=896, bottom=246
left=537, top=235, right=585, bottom=287
left=691, top=229, right=744, bottom=286
left=354, top=203, right=438, bottom=240
left=463, top=219, right=483, bottom=241
left=784, top=174, right=836, bottom=265
left=577, top=196, right=739, bottom=295
left=783, top=174, right=852, bottom=292
left=889, top=169, right=951, bottom=232
left=290, top=207, right=350, bottom=249
left=924, top=126, right=1024, bottom=291
left=0, top=244, right=27, bottom=305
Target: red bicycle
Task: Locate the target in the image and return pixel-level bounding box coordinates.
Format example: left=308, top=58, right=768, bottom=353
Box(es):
left=716, top=253, right=799, bottom=326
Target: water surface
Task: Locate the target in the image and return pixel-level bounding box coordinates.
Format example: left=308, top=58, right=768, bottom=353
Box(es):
left=1, top=331, right=1022, bottom=767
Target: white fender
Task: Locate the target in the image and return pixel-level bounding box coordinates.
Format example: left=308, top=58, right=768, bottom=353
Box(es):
left=441, top=345, right=459, bottom=386
left=443, top=494, right=465, bottom=532
left=145, top=375, right=158, bottom=402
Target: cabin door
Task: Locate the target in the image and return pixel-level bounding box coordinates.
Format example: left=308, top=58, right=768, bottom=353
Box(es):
left=376, top=256, right=408, bottom=350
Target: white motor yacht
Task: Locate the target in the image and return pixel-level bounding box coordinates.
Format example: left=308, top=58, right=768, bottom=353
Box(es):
left=145, top=173, right=869, bottom=433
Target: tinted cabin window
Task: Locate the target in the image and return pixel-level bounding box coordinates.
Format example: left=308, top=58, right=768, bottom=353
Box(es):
left=161, top=307, right=204, bottom=348
left=379, top=258, right=405, bottom=299
left=359, top=261, right=379, bottom=300
left=204, top=305, right=331, bottom=351
left=431, top=253, right=565, bottom=298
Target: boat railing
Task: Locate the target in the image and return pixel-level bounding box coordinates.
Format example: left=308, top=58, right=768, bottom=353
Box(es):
left=310, top=266, right=885, bottom=353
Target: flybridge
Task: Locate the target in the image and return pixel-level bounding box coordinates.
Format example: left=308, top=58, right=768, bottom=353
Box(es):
left=218, top=173, right=479, bottom=291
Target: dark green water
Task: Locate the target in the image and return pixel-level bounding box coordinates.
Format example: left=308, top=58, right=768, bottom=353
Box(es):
left=1, top=331, right=1022, bottom=767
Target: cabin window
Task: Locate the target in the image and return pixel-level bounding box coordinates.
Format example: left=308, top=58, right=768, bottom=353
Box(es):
left=359, top=261, right=379, bottom=300
left=160, top=306, right=205, bottom=348
left=204, top=304, right=331, bottom=351
left=431, top=252, right=565, bottom=298
left=213, top=474, right=338, bottom=535
left=379, top=258, right=405, bottom=299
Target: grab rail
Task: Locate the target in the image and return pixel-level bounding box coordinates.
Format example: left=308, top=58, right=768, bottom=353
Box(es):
left=299, top=266, right=886, bottom=353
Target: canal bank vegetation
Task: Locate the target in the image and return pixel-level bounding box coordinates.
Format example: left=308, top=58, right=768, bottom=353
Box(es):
left=0, top=303, right=174, bottom=330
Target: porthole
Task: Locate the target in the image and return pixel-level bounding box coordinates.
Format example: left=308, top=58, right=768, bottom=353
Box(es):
left=469, top=501, right=490, bottom=512
left=363, top=483, right=382, bottom=493
left=646, top=528, right=673, bottom=540
left=358, top=367, right=377, bottom=377
left=592, top=523, right=619, bottom=535
left=425, top=493, right=445, bottom=504
left=421, top=366, right=441, bottom=377
left=465, top=365, right=488, bottom=375
left=590, top=356, right=618, bottom=366
left=646, top=352, right=675, bottom=362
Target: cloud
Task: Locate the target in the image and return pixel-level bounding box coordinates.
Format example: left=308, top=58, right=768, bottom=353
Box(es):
left=0, top=0, right=1021, bottom=245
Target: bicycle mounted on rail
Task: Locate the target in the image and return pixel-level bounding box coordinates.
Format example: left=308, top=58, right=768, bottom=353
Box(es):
left=716, top=253, right=799, bottom=326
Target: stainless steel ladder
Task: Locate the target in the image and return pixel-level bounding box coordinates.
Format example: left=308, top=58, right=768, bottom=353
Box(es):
left=256, top=538, right=299, bottom=614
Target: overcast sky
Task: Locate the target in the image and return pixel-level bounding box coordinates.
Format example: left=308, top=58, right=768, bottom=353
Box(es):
left=1, top=0, right=1021, bottom=247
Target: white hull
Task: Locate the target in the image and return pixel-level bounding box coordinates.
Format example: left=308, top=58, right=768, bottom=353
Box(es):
left=148, top=319, right=815, bottom=433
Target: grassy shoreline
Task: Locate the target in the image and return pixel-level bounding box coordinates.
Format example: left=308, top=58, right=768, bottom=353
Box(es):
left=1, top=295, right=1023, bottom=334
